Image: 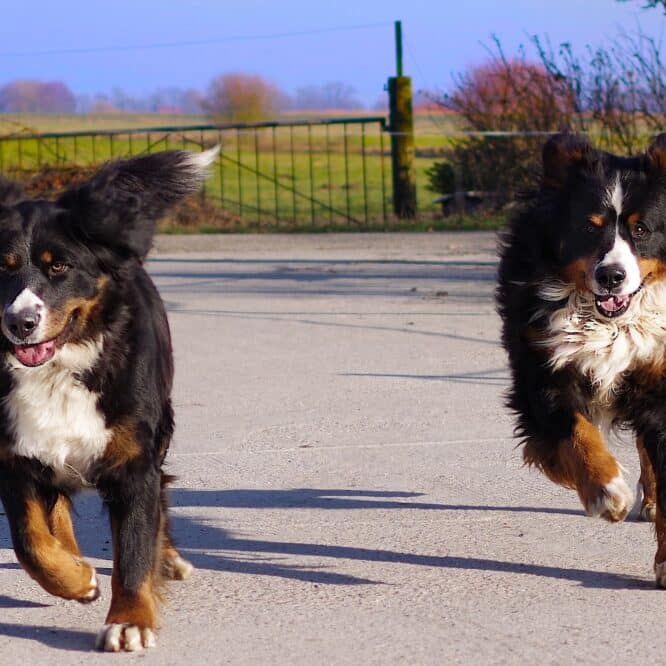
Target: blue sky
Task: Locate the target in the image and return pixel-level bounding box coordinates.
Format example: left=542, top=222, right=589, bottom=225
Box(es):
left=0, top=0, right=663, bottom=105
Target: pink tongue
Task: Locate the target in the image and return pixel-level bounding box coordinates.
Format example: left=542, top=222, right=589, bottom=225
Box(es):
left=599, top=295, right=629, bottom=312
left=14, top=340, right=56, bottom=367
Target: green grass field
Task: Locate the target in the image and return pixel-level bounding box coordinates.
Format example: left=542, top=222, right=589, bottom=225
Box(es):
left=0, top=111, right=485, bottom=232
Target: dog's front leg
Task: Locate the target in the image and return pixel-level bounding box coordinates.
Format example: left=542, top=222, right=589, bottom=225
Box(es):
left=523, top=412, right=633, bottom=521
left=0, top=474, right=99, bottom=602
left=97, top=469, right=161, bottom=652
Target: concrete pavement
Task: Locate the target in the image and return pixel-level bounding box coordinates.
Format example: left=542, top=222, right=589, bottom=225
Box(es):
left=0, top=232, right=661, bottom=664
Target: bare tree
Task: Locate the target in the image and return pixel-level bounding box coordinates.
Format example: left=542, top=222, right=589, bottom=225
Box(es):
left=432, top=38, right=584, bottom=203
left=202, top=73, right=288, bottom=121
left=617, top=0, right=666, bottom=10
left=293, top=82, right=362, bottom=111
left=428, top=29, right=666, bottom=205
left=533, top=31, right=666, bottom=154
left=0, top=80, right=76, bottom=113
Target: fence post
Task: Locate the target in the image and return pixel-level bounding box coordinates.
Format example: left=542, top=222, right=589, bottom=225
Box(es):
left=388, top=21, right=416, bottom=218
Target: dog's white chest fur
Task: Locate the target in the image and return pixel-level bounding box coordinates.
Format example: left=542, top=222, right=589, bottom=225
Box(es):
left=3, top=338, right=110, bottom=483
left=539, top=280, right=666, bottom=400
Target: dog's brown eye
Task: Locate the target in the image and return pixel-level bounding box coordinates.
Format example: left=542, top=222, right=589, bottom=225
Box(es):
left=631, top=223, right=649, bottom=239
left=0, top=256, right=18, bottom=272
left=49, top=262, right=69, bottom=275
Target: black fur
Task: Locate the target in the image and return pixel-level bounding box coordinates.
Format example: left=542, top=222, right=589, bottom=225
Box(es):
left=0, top=149, right=213, bottom=644
left=497, top=133, right=666, bottom=514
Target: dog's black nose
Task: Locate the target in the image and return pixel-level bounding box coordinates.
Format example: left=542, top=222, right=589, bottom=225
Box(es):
left=5, top=308, right=41, bottom=340
left=595, top=264, right=626, bottom=291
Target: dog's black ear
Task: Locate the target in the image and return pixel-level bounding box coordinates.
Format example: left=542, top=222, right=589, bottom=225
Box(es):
left=542, top=133, right=596, bottom=188
left=57, top=147, right=219, bottom=260
left=0, top=175, right=24, bottom=205
left=647, top=134, right=666, bottom=172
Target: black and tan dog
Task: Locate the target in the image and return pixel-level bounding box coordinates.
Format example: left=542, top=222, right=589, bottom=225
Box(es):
left=0, top=146, right=217, bottom=650
left=497, top=133, right=666, bottom=586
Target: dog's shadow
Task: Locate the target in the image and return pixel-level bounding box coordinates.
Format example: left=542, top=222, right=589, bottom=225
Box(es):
left=0, top=487, right=656, bottom=652
left=166, top=488, right=654, bottom=592
left=0, top=622, right=93, bottom=652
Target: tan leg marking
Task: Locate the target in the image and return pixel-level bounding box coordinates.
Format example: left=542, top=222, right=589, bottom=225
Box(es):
left=524, top=413, right=632, bottom=521
left=162, top=538, right=193, bottom=581
left=97, top=577, right=158, bottom=652
left=47, top=494, right=82, bottom=556
left=21, top=498, right=98, bottom=601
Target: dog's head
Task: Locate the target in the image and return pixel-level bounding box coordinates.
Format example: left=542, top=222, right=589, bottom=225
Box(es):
left=541, top=133, right=666, bottom=319
left=0, top=147, right=218, bottom=367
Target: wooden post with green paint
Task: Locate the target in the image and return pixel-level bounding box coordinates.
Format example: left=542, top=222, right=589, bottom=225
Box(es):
left=388, top=20, right=416, bottom=218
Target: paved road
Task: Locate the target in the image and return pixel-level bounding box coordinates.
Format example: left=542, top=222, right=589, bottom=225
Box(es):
left=0, top=233, right=661, bottom=664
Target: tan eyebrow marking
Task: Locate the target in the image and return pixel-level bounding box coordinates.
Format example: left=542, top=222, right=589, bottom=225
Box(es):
left=588, top=214, right=605, bottom=227
left=627, top=212, right=641, bottom=226
left=39, top=250, right=53, bottom=264
left=4, top=254, right=18, bottom=268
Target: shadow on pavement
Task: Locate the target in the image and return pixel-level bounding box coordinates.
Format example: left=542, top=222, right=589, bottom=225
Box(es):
left=0, top=622, right=93, bottom=651
left=0, top=595, right=49, bottom=609
left=342, top=369, right=509, bottom=386
left=170, top=487, right=580, bottom=515
left=169, top=488, right=650, bottom=591
left=165, top=308, right=501, bottom=346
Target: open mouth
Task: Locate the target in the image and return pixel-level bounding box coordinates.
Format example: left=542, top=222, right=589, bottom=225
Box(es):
left=594, top=283, right=643, bottom=319
left=7, top=310, right=80, bottom=367
left=13, top=339, right=57, bottom=367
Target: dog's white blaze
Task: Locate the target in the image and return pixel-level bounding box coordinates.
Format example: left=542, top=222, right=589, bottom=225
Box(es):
left=592, top=230, right=642, bottom=295
left=3, top=336, right=110, bottom=484
left=538, top=279, right=666, bottom=398
left=607, top=176, right=624, bottom=218
left=1, top=288, right=49, bottom=343
left=7, top=288, right=44, bottom=313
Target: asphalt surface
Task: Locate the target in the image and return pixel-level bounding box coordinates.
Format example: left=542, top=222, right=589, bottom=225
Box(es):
left=0, top=232, right=662, bottom=664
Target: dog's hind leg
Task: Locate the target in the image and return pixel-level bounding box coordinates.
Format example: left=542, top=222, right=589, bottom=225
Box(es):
left=636, top=431, right=666, bottom=587
left=637, top=436, right=657, bottom=522
left=158, top=473, right=193, bottom=581
left=523, top=412, right=633, bottom=522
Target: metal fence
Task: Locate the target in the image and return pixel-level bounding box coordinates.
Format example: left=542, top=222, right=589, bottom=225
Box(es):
left=0, top=117, right=392, bottom=229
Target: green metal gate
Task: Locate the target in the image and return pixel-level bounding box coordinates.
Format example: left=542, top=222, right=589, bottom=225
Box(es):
left=0, top=117, right=391, bottom=229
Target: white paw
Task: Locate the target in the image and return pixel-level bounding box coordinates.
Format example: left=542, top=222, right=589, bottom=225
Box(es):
left=78, top=569, right=100, bottom=604
left=169, top=555, right=194, bottom=581
left=656, top=562, right=666, bottom=589
left=587, top=475, right=634, bottom=522
left=96, top=624, right=156, bottom=652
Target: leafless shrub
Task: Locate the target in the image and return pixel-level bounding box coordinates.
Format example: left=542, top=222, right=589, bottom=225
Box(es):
left=429, top=30, right=666, bottom=206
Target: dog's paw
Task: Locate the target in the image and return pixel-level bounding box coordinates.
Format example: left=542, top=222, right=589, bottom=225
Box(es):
left=77, top=569, right=100, bottom=604
left=585, top=475, right=634, bottom=522
left=164, top=553, right=194, bottom=581
left=640, top=502, right=657, bottom=523
left=96, top=624, right=156, bottom=652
